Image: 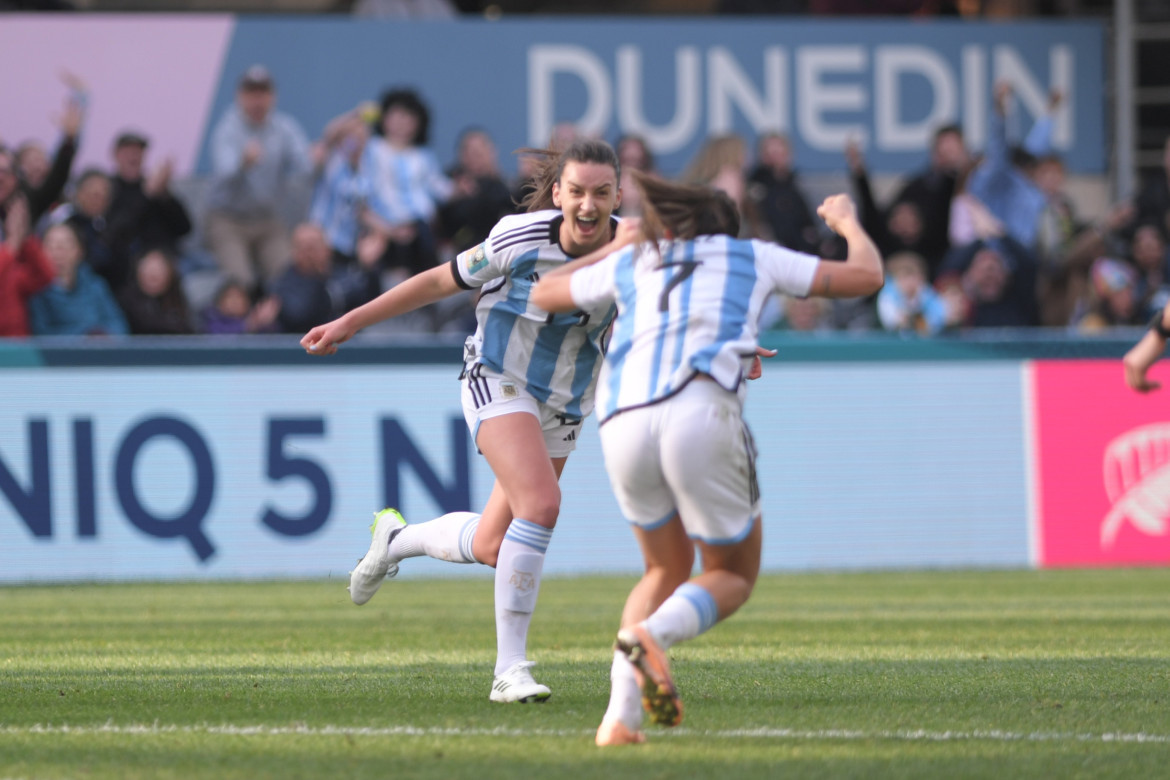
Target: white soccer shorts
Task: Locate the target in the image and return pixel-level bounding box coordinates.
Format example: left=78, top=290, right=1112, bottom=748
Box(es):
left=461, top=363, right=583, bottom=459
left=598, top=378, right=760, bottom=545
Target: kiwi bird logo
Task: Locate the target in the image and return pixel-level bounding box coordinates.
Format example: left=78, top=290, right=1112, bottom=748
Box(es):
left=1101, top=423, right=1170, bottom=547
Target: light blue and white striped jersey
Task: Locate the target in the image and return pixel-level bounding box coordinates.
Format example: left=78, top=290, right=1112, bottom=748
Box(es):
left=361, top=139, right=453, bottom=225
left=309, top=151, right=369, bottom=256
left=569, top=234, right=820, bottom=423
left=452, top=209, right=618, bottom=420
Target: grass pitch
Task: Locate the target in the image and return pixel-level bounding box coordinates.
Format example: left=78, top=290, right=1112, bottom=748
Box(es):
left=3, top=568, right=1170, bottom=779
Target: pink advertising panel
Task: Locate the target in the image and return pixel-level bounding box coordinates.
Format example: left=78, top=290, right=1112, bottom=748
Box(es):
left=1033, top=359, right=1170, bottom=567
left=0, top=15, right=233, bottom=177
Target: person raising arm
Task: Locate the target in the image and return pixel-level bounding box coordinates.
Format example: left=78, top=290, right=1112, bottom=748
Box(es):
left=302, top=138, right=627, bottom=705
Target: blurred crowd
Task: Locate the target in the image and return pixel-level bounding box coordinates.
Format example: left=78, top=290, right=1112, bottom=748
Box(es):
left=3, top=64, right=1169, bottom=340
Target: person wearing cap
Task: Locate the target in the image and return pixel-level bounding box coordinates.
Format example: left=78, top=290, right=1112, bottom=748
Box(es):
left=105, top=130, right=192, bottom=295
left=204, top=65, right=312, bottom=297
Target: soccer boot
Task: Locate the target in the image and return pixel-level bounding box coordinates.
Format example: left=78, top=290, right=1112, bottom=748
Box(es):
left=348, top=508, right=407, bottom=606
left=489, top=661, right=552, bottom=703
left=615, top=625, right=683, bottom=727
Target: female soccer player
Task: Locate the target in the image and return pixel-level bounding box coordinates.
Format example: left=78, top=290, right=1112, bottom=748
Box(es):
left=530, top=171, right=884, bottom=745
left=301, top=138, right=622, bottom=704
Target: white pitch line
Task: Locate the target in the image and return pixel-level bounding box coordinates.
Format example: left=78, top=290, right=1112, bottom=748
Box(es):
left=1, top=723, right=1169, bottom=744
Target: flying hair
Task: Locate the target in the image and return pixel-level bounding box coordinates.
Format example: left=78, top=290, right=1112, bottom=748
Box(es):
left=515, top=138, right=620, bottom=213
left=631, top=169, right=740, bottom=244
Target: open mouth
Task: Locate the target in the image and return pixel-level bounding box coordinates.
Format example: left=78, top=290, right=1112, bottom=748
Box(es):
left=576, top=215, right=599, bottom=235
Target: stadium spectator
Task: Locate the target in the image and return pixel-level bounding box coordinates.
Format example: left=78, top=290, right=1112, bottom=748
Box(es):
left=116, top=247, right=195, bottom=335
left=1131, top=221, right=1170, bottom=321
left=435, top=126, right=512, bottom=334
left=936, top=236, right=1039, bottom=328
left=204, top=65, right=312, bottom=297
left=1134, top=134, right=1170, bottom=240
left=682, top=133, right=765, bottom=238
left=104, top=131, right=192, bottom=286
left=200, top=277, right=279, bottom=335
left=44, top=168, right=118, bottom=286
left=438, top=127, right=514, bottom=254
left=0, top=155, right=55, bottom=337
left=876, top=250, right=963, bottom=335
left=268, top=222, right=341, bottom=335
left=845, top=137, right=938, bottom=271
left=511, top=122, right=580, bottom=210
left=304, top=139, right=625, bottom=707
left=1032, top=154, right=1082, bottom=266
left=528, top=172, right=883, bottom=746
left=29, top=222, right=127, bottom=336
left=14, top=71, right=86, bottom=225
left=773, top=294, right=833, bottom=332
left=351, top=0, right=457, bottom=17
left=947, top=164, right=996, bottom=249
left=614, top=134, right=655, bottom=218
left=874, top=124, right=969, bottom=278
left=1074, top=256, right=1144, bottom=332
left=748, top=131, right=819, bottom=253
left=361, top=87, right=453, bottom=288
left=966, top=82, right=1058, bottom=254
left=809, top=0, right=959, bottom=13
left=309, top=105, right=373, bottom=267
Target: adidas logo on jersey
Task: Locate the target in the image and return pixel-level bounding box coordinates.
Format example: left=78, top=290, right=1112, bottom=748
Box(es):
left=562, top=429, right=577, bottom=442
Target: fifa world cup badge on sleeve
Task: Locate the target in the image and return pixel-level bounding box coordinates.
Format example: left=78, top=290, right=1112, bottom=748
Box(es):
left=464, top=243, right=489, bottom=275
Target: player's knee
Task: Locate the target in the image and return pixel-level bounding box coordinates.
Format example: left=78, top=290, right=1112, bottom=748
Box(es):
left=516, top=488, right=561, bottom=528
left=472, top=537, right=499, bottom=568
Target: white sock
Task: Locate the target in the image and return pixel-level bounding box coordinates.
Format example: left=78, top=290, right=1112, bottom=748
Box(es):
left=387, top=512, right=480, bottom=564
left=493, top=518, right=551, bottom=676
left=643, top=582, right=719, bottom=650
left=602, top=650, right=643, bottom=730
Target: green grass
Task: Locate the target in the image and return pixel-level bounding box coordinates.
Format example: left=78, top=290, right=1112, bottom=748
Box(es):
left=3, top=569, right=1170, bottom=779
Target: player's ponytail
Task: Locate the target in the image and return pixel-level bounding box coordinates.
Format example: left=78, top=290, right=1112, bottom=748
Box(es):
left=516, top=138, right=621, bottom=213
left=632, top=170, right=740, bottom=243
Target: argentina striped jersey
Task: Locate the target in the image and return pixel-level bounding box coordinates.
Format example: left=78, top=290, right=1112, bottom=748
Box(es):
left=568, top=234, right=820, bottom=423
left=451, top=209, right=618, bottom=419
left=309, top=151, right=369, bottom=255
left=361, top=139, right=453, bottom=224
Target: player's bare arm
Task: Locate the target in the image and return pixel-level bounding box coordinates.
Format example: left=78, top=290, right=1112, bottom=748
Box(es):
left=811, top=194, right=883, bottom=299
left=1124, top=306, right=1170, bottom=392
left=531, top=218, right=642, bottom=314
left=301, top=263, right=461, bottom=354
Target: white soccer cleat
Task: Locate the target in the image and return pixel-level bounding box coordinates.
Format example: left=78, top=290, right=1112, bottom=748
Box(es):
left=489, top=661, right=551, bottom=703
left=347, top=508, right=407, bottom=606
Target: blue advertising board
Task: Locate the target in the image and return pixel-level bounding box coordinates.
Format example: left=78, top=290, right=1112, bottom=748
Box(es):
left=201, top=17, right=1105, bottom=176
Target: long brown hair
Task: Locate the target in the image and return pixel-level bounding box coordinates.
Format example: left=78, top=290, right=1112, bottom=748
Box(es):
left=516, top=138, right=620, bottom=213
left=631, top=169, right=740, bottom=244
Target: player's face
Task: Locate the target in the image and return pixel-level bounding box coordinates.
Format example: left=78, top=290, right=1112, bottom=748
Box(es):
left=552, top=160, right=621, bottom=257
